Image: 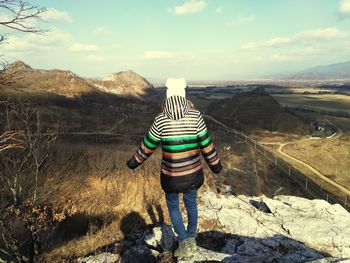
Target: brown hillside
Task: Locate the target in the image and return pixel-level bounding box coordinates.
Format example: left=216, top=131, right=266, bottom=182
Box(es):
left=208, top=87, right=309, bottom=134
left=0, top=61, right=154, bottom=98
left=1, top=61, right=99, bottom=97
left=91, top=70, right=154, bottom=97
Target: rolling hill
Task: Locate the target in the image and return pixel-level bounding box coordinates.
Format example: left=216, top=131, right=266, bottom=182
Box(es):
left=90, top=70, right=154, bottom=97
left=282, top=61, right=350, bottom=81
left=0, top=61, right=154, bottom=98
left=208, top=87, right=309, bottom=134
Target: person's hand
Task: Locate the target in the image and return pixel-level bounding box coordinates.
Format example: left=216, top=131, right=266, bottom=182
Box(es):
left=126, top=156, right=138, bottom=169
left=211, top=161, right=222, bottom=174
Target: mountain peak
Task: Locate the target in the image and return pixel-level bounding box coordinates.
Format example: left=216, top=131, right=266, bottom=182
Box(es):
left=281, top=60, right=350, bottom=81
left=100, top=70, right=154, bottom=96
left=7, top=60, right=32, bottom=71
left=104, top=70, right=149, bottom=82
left=251, top=87, right=269, bottom=95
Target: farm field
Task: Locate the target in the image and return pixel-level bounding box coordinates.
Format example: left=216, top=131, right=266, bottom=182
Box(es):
left=257, top=92, right=350, bottom=198
left=272, top=93, right=350, bottom=113
left=282, top=136, right=350, bottom=190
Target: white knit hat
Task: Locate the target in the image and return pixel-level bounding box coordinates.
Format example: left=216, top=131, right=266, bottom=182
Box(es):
left=166, top=78, right=186, bottom=98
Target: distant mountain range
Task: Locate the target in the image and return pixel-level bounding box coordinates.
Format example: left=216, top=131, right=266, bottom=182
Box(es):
left=275, top=61, right=350, bottom=81
left=0, top=61, right=154, bottom=98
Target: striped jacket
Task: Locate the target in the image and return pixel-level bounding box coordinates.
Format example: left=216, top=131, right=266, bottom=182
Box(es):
left=127, top=95, right=222, bottom=193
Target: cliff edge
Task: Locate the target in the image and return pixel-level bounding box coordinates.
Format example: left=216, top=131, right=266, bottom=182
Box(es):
left=77, top=190, right=350, bottom=262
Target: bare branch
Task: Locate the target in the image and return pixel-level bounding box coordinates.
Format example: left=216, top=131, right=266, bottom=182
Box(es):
left=0, top=130, right=25, bottom=152
left=0, top=0, right=46, bottom=34
left=0, top=0, right=47, bottom=47
left=0, top=58, right=25, bottom=88
left=0, top=101, right=25, bottom=152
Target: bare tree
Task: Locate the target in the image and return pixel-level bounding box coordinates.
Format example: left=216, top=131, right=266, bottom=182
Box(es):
left=0, top=0, right=46, bottom=85
left=0, top=2, right=52, bottom=261
left=0, top=130, right=24, bottom=152
left=0, top=100, right=60, bottom=262
left=0, top=0, right=46, bottom=43
left=0, top=101, right=24, bottom=153
left=0, top=100, right=57, bottom=204
left=0, top=0, right=46, bottom=154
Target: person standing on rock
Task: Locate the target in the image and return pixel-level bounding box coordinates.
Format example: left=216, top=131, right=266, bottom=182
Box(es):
left=127, top=78, right=222, bottom=258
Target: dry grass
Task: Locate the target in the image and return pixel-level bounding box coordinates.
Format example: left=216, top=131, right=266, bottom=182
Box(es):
left=326, top=115, right=350, bottom=135
left=213, top=131, right=310, bottom=198
left=256, top=104, right=350, bottom=197
left=282, top=136, right=350, bottom=190
left=39, top=143, right=170, bottom=261
left=259, top=127, right=350, bottom=198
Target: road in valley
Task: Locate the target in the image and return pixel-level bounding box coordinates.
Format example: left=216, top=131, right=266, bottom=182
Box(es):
left=259, top=130, right=350, bottom=195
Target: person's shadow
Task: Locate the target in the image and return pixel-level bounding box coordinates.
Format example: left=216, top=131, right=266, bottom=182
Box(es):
left=147, top=204, right=165, bottom=225
left=118, top=204, right=175, bottom=263
left=120, top=211, right=148, bottom=240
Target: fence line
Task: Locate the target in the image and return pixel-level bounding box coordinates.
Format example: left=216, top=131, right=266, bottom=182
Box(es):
left=204, top=115, right=350, bottom=212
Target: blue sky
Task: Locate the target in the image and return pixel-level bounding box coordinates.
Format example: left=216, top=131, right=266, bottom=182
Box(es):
left=1, top=0, right=350, bottom=80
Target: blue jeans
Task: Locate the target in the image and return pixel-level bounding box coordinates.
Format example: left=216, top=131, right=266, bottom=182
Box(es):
left=165, top=190, right=198, bottom=241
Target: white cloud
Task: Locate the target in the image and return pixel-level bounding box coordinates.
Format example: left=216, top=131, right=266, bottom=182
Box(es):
left=0, top=14, right=11, bottom=21
left=144, top=51, right=175, bottom=59
left=172, top=0, right=206, bottom=15
left=93, top=26, right=110, bottom=35
left=111, top=43, right=124, bottom=49
left=216, top=6, right=223, bottom=13
left=2, top=29, right=71, bottom=52
left=296, top=27, right=348, bottom=39
left=270, top=53, right=295, bottom=62
left=227, top=15, right=255, bottom=27
left=265, top=37, right=291, bottom=46
left=41, top=8, right=73, bottom=22
left=291, top=47, right=322, bottom=56
left=144, top=51, right=194, bottom=62
left=241, top=42, right=259, bottom=51
left=242, top=27, right=349, bottom=50
left=251, top=47, right=324, bottom=63
left=339, top=0, right=350, bottom=15
left=85, top=55, right=106, bottom=62
left=3, top=36, right=34, bottom=51
left=69, top=43, right=100, bottom=52
left=0, top=8, right=72, bottom=33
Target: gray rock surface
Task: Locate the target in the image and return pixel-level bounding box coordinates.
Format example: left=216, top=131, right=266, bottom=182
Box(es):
left=307, top=258, right=350, bottom=263
left=76, top=253, right=119, bottom=263
left=77, top=190, right=350, bottom=262
left=144, top=225, right=177, bottom=251
left=198, top=190, right=350, bottom=258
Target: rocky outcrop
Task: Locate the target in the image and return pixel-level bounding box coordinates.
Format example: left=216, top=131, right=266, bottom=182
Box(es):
left=199, top=191, right=350, bottom=258
left=76, top=190, right=350, bottom=262
left=207, top=88, right=309, bottom=134
left=93, top=70, right=154, bottom=97
left=4, top=60, right=33, bottom=72
left=77, top=253, right=119, bottom=263
left=1, top=61, right=98, bottom=97
left=1, top=61, right=154, bottom=98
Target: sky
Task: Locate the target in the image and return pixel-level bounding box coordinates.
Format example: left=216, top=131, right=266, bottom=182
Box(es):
left=1, top=0, right=350, bottom=80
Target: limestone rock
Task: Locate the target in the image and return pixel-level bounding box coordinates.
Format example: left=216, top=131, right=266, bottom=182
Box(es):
left=144, top=225, right=177, bottom=251
left=76, top=253, right=119, bottom=263
left=75, top=189, right=350, bottom=262
left=177, top=247, right=231, bottom=263
left=198, top=190, right=350, bottom=259
left=307, top=258, right=350, bottom=263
